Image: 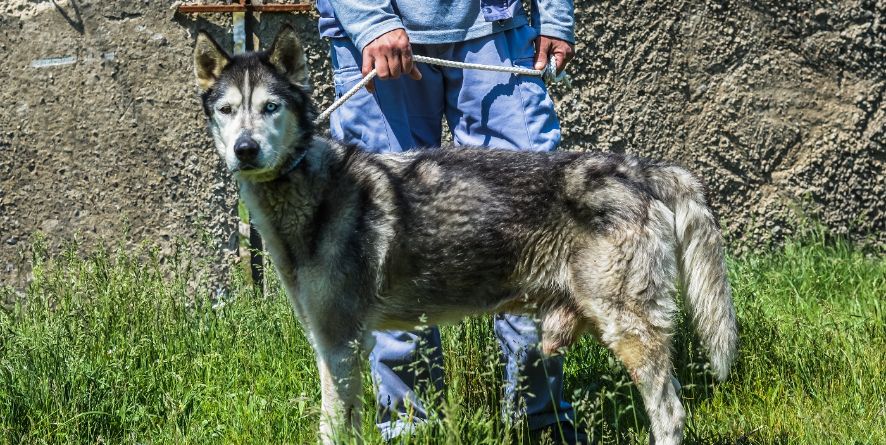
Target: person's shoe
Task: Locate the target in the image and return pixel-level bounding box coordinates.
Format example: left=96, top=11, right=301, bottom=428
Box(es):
left=378, top=418, right=429, bottom=442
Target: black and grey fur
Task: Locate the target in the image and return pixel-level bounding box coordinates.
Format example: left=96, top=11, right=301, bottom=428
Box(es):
left=193, top=27, right=738, bottom=445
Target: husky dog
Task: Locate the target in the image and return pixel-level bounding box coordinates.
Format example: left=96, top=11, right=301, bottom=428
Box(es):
left=193, top=27, right=738, bottom=445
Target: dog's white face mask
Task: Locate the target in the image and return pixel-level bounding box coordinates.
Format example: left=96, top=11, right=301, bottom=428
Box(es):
left=193, top=27, right=311, bottom=181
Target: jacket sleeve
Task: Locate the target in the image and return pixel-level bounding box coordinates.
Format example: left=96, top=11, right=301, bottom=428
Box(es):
left=531, top=0, right=575, bottom=43
left=327, top=0, right=405, bottom=51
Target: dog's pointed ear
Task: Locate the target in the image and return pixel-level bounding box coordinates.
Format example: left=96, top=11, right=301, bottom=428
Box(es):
left=194, top=31, right=230, bottom=91
left=269, top=25, right=310, bottom=88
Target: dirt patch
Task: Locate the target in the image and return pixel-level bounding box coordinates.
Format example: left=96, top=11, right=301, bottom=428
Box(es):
left=1, top=1, right=883, bottom=288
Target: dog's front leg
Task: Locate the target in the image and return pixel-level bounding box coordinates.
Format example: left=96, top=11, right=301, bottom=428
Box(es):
left=315, top=339, right=364, bottom=444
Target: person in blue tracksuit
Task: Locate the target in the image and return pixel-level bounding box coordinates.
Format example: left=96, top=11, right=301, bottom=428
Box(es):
left=316, top=0, right=582, bottom=442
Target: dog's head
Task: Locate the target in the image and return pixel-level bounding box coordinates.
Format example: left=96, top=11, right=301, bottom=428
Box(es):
left=193, top=26, right=314, bottom=182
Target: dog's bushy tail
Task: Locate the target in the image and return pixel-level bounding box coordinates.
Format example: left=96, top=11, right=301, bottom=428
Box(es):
left=647, top=165, right=738, bottom=381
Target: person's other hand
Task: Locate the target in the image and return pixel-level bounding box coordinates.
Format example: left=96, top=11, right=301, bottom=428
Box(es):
left=362, top=28, right=422, bottom=92
left=533, top=35, right=575, bottom=74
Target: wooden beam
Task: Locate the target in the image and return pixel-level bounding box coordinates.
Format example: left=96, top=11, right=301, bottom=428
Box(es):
left=252, top=4, right=312, bottom=12
left=177, top=3, right=312, bottom=14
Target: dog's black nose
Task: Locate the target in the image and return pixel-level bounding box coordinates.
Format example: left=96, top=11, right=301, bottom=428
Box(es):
left=234, top=135, right=260, bottom=161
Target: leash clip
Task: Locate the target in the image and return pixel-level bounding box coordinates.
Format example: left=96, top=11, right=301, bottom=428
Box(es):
left=542, top=55, right=571, bottom=87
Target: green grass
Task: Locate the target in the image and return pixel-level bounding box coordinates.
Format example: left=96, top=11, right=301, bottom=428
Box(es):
left=0, top=233, right=883, bottom=444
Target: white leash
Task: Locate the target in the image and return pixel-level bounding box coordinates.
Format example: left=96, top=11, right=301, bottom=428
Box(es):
left=314, top=54, right=570, bottom=124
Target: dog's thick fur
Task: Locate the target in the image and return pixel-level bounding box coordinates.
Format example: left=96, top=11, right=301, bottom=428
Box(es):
left=193, top=27, right=738, bottom=445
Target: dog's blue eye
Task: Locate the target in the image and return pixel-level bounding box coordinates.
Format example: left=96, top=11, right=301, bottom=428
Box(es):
left=263, top=102, right=279, bottom=114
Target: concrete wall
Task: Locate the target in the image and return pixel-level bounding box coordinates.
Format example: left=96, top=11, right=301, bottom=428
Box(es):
left=1, top=0, right=883, bottom=288
left=562, top=0, right=884, bottom=251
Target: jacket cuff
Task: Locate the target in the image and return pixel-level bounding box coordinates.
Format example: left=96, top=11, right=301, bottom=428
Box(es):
left=540, top=23, right=575, bottom=44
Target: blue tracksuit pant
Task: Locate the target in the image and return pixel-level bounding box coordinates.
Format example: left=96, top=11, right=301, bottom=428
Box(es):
left=327, top=24, right=574, bottom=438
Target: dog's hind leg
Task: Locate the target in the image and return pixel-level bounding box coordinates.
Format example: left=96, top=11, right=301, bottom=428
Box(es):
left=571, top=302, right=686, bottom=444
left=576, top=289, right=684, bottom=444
left=608, top=328, right=685, bottom=445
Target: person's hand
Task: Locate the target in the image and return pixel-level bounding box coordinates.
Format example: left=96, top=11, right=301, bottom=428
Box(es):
left=362, top=28, right=422, bottom=92
left=533, top=35, right=575, bottom=74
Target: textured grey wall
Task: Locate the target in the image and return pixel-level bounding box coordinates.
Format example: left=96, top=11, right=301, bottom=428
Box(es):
left=558, top=1, right=884, bottom=251
left=1, top=1, right=883, bottom=288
